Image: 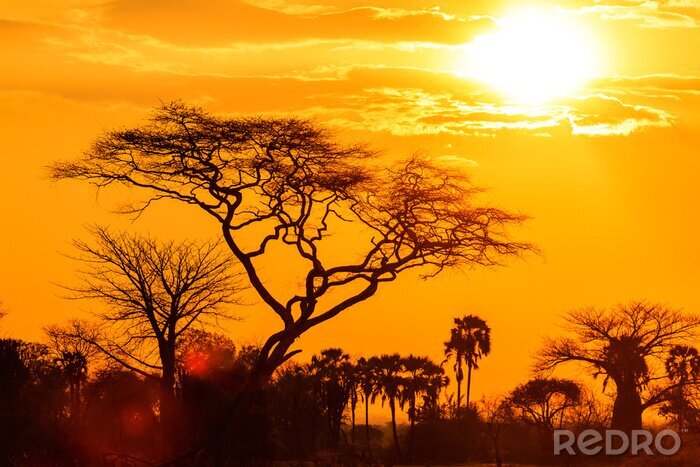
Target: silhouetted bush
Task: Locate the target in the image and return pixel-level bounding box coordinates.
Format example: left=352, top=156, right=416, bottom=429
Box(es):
left=0, top=339, right=74, bottom=465
left=411, top=408, right=485, bottom=462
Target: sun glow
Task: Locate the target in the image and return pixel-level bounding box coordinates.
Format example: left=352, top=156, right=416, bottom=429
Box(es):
left=463, top=8, right=601, bottom=103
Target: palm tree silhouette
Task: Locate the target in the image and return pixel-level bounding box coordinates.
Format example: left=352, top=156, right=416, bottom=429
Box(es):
left=399, top=355, right=447, bottom=462
left=372, top=353, right=404, bottom=461
left=665, top=344, right=700, bottom=431
left=309, top=348, right=353, bottom=448
left=56, top=350, right=88, bottom=420
left=356, top=357, right=377, bottom=458
left=444, top=315, right=491, bottom=416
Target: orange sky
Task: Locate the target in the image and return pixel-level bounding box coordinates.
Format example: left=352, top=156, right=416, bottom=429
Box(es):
left=2, top=0, right=700, bottom=417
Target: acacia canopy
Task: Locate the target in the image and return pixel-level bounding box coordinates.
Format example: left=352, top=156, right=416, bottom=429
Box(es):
left=51, top=102, right=531, bottom=384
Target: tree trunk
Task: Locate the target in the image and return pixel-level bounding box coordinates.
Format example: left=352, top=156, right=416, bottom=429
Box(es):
left=185, top=345, right=288, bottom=461
left=73, top=378, right=81, bottom=421
left=390, top=398, right=402, bottom=461
left=679, top=376, right=686, bottom=432
left=466, top=363, right=473, bottom=410
left=408, top=399, right=416, bottom=462
left=68, top=379, right=78, bottom=420
left=159, top=345, right=178, bottom=457
left=365, top=394, right=372, bottom=459
left=351, top=396, right=356, bottom=445
left=611, top=379, right=643, bottom=433
left=456, top=365, right=462, bottom=419
left=327, top=387, right=335, bottom=448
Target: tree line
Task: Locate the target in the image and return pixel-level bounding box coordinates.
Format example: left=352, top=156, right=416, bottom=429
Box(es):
left=2, top=303, right=699, bottom=465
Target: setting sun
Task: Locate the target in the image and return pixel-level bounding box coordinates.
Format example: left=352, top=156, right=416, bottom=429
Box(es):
left=464, top=9, right=602, bottom=103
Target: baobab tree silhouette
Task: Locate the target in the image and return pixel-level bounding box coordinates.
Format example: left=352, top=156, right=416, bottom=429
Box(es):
left=537, top=302, right=700, bottom=432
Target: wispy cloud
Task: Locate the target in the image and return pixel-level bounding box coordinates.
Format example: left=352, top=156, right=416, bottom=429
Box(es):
left=100, top=0, right=495, bottom=46
left=591, top=74, right=700, bottom=95
left=291, top=77, right=674, bottom=137
left=0, top=8, right=692, bottom=138
left=565, top=0, right=700, bottom=28
left=565, top=94, right=674, bottom=135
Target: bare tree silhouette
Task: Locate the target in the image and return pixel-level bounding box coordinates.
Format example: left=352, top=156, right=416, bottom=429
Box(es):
left=565, top=386, right=611, bottom=431
left=480, top=396, right=513, bottom=467
left=50, top=102, right=531, bottom=401
left=536, top=302, right=700, bottom=432
left=444, top=314, right=491, bottom=416
left=62, top=226, right=245, bottom=454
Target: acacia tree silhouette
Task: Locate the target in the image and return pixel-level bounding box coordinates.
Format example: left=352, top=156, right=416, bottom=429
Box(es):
left=509, top=377, right=581, bottom=431
left=50, top=102, right=530, bottom=460
left=537, top=302, right=700, bottom=432
left=50, top=103, right=529, bottom=393
left=444, top=314, right=491, bottom=416
left=61, top=227, right=244, bottom=455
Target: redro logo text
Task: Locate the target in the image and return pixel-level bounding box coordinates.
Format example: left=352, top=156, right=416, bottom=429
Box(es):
left=554, top=429, right=681, bottom=456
